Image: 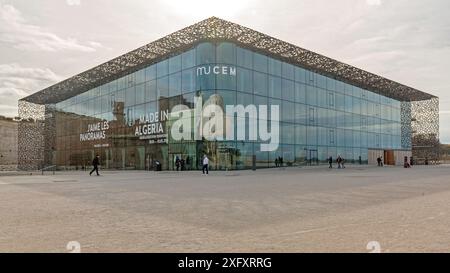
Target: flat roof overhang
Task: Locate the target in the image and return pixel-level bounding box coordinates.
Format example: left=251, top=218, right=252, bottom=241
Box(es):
left=20, top=17, right=437, bottom=105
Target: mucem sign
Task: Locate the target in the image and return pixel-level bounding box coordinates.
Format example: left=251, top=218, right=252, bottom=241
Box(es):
left=17, top=17, right=439, bottom=171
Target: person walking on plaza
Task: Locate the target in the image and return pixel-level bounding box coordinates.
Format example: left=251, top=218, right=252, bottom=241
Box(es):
left=89, top=154, right=100, bottom=176
left=337, top=155, right=342, bottom=169
left=175, top=156, right=180, bottom=171
left=202, top=155, right=209, bottom=175
left=328, top=156, right=333, bottom=168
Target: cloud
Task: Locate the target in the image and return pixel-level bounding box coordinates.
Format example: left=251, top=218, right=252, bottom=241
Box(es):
left=0, top=63, right=62, bottom=117
left=0, top=3, right=101, bottom=52
left=66, top=0, right=81, bottom=6
left=366, top=0, right=382, bottom=6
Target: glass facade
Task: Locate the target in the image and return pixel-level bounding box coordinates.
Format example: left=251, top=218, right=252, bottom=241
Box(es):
left=54, top=42, right=402, bottom=170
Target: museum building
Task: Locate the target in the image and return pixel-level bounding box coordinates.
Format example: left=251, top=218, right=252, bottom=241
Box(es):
left=18, top=17, right=439, bottom=171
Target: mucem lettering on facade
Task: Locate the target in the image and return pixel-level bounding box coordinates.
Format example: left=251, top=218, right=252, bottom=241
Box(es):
left=18, top=17, right=439, bottom=171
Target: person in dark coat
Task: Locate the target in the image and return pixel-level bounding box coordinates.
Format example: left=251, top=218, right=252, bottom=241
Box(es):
left=328, top=156, right=333, bottom=168
left=90, top=155, right=100, bottom=176
left=175, top=156, right=180, bottom=171
left=337, top=156, right=342, bottom=169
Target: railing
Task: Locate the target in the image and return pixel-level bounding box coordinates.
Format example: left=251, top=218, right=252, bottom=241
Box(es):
left=40, top=165, right=57, bottom=175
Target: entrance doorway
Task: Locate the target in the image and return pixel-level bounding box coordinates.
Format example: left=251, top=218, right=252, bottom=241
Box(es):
left=384, top=150, right=395, bottom=166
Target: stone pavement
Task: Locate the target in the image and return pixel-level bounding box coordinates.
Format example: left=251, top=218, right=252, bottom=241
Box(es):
left=0, top=165, right=449, bottom=252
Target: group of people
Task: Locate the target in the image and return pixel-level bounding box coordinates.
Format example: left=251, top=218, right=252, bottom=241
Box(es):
left=274, top=156, right=284, bottom=167
left=88, top=154, right=210, bottom=176
left=328, top=156, right=346, bottom=169
left=174, top=156, right=188, bottom=171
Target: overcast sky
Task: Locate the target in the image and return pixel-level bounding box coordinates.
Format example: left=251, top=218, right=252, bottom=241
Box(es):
left=0, top=0, right=449, bottom=142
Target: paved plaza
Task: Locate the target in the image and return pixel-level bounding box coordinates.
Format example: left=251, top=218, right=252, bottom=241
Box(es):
left=1, top=165, right=450, bottom=252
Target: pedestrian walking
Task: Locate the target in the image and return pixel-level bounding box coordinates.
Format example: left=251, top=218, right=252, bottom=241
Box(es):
left=337, top=155, right=342, bottom=169
left=175, top=156, right=180, bottom=171
left=202, top=155, right=209, bottom=175
left=89, top=154, right=100, bottom=176
left=328, top=156, right=333, bottom=168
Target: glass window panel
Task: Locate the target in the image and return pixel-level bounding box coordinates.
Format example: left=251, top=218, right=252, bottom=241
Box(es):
left=295, top=125, right=307, bottom=145
left=336, top=81, right=345, bottom=94
left=335, top=93, right=345, bottom=112
left=317, top=88, right=327, bottom=108
left=169, top=55, right=182, bottom=74
left=169, top=72, right=182, bottom=97
left=125, top=86, right=135, bottom=107
left=254, top=95, right=268, bottom=108
left=145, top=64, right=157, bottom=81
left=182, top=92, right=196, bottom=108
left=308, top=107, right=316, bottom=125
left=337, top=129, right=345, bottom=147
left=328, top=92, right=335, bottom=108
left=282, top=79, right=295, bottom=101
left=318, top=127, right=328, bottom=146
left=216, top=42, right=236, bottom=64
left=157, top=59, right=168, bottom=78
left=295, top=103, right=307, bottom=124
left=182, top=68, right=196, bottom=93
left=135, top=69, right=145, bottom=84
left=317, top=74, right=326, bottom=89
left=196, top=42, right=215, bottom=65
left=196, top=71, right=215, bottom=90
left=345, top=130, right=353, bottom=147
left=345, top=95, right=353, bottom=112
left=268, top=58, right=282, bottom=76
left=253, top=52, right=268, bottom=73
left=353, top=98, right=361, bottom=114
left=306, top=85, right=317, bottom=106
left=295, top=83, right=306, bottom=103
left=236, top=68, right=252, bottom=93
left=182, top=48, right=196, bottom=69
left=217, top=90, right=236, bottom=108
left=146, top=101, right=157, bottom=115
left=353, top=131, right=361, bottom=147
left=268, top=76, right=281, bottom=99
left=199, top=90, right=216, bottom=103
left=282, top=63, right=295, bottom=80
left=317, top=108, right=327, bottom=127
left=295, top=67, right=306, bottom=83
left=326, top=77, right=336, bottom=91
left=236, top=47, right=252, bottom=69
left=145, top=80, right=157, bottom=102
left=307, top=126, right=317, bottom=145
left=282, top=101, right=295, bottom=123
left=135, top=104, right=146, bottom=124
left=253, top=72, right=268, bottom=96
left=157, top=76, right=169, bottom=99
left=281, top=123, right=295, bottom=144
left=135, top=83, right=145, bottom=104
left=344, top=83, right=353, bottom=96
left=217, top=67, right=237, bottom=90
left=237, top=92, right=253, bottom=106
